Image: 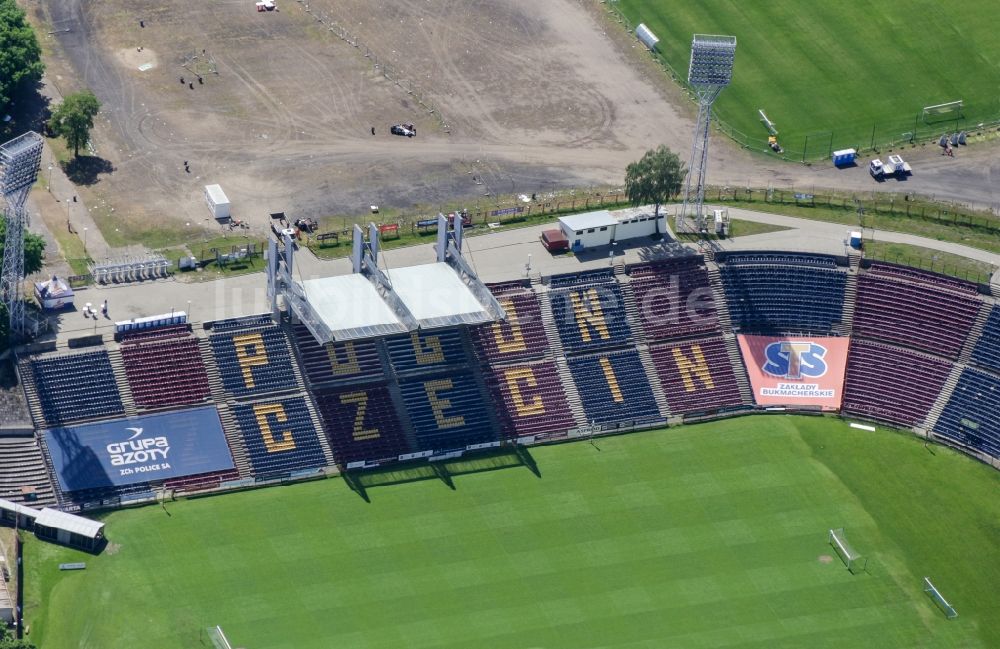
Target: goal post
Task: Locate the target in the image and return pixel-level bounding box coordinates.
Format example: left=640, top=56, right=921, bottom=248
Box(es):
left=922, top=100, right=963, bottom=124
left=203, top=625, right=234, bottom=649
left=828, top=528, right=867, bottom=574
left=923, top=578, right=958, bottom=619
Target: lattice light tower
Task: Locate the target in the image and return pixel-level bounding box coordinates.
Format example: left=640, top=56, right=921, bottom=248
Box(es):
left=0, top=132, right=44, bottom=336
left=679, top=35, right=736, bottom=234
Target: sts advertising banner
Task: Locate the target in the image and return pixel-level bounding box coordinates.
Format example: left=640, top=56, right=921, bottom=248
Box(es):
left=43, top=406, right=234, bottom=492
left=737, top=335, right=850, bottom=410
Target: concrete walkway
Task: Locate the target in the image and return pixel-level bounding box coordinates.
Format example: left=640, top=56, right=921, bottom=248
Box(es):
left=46, top=205, right=1000, bottom=345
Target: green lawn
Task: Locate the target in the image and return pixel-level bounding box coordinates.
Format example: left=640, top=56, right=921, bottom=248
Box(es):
left=25, top=416, right=1000, bottom=649
left=616, top=1, right=1000, bottom=156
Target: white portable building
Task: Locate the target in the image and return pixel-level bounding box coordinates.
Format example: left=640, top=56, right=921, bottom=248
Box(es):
left=559, top=210, right=618, bottom=250
left=204, top=184, right=231, bottom=219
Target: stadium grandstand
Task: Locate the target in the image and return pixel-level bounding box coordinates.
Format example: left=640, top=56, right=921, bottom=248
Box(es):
left=3, top=218, right=1000, bottom=516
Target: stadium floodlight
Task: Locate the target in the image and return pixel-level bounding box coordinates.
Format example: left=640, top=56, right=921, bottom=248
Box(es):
left=828, top=527, right=867, bottom=574
left=0, top=132, right=44, bottom=336
left=679, top=35, right=736, bottom=234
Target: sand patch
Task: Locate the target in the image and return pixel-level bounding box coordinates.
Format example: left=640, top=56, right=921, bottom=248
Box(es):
left=818, top=554, right=834, bottom=564
left=116, top=47, right=159, bottom=71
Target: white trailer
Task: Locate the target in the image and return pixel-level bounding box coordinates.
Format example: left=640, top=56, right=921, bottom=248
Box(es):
left=204, top=184, right=231, bottom=219
left=635, top=24, right=659, bottom=52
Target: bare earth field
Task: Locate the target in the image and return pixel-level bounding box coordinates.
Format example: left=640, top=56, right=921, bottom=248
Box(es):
left=32, top=0, right=1000, bottom=244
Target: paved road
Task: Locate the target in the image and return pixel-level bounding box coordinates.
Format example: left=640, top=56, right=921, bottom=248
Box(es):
left=46, top=205, right=1000, bottom=345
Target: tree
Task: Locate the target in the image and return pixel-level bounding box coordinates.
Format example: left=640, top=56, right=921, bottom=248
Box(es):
left=0, top=0, right=44, bottom=110
left=0, top=622, right=35, bottom=648
left=624, top=145, right=686, bottom=219
left=49, top=90, right=100, bottom=157
left=0, top=218, right=45, bottom=276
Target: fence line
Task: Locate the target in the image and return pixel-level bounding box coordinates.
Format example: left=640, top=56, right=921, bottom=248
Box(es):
left=604, top=3, right=1000, bottom=162
left=294, top=1, right=449, bottom=130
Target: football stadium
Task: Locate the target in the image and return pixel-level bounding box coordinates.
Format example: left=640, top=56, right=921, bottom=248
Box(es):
left=1, top=0, right=1000, bottom=648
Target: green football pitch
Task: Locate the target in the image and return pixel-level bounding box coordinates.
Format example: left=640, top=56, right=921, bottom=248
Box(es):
left=25, top=416, right=1000, bottom=649
left=615, top=0, right=1000, bottom=157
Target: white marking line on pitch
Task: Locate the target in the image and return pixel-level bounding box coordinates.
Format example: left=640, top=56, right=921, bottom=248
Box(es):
left=849, top=423, right=876, bottom=432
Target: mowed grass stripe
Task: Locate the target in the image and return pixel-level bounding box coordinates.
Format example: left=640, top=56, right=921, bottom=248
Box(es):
left=616, top=0, right=1000, bottom=152
left=26, top=416, right=999, bottom=649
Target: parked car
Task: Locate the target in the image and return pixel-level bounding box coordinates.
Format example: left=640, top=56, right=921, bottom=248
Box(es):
left=390, top=123, right=415, bottom=137
left=540, top=228, right=569, bottom=252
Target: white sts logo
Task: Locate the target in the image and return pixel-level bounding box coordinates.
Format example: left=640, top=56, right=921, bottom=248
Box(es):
left=762, top=341, right=828, bottom=379
left=106, top=427, right=170, bottom=466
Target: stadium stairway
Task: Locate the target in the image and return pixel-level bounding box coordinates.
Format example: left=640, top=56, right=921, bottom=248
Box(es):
left=704, top=257, right=753, bottom=405
left=704, top=260, right=734, bottom=331
left=196, top=334, right=252, bottom=478
left=537, top=287, right=588, bottom=429
left=921, top=363, right=965, bottom=434
left=106, top=345, right=138, bottom=417
left=958, top=301, right=994, bottom=364
left=635, top=344, right=672, bottom=420
left=278, top=324, right=337, bottom=467
left=459, top=330, right=509, bottom=439
left=833, top=270, right=860, bottom=336
left=15, top=360, right=45, bottom=428
left=377, top=340, right=421, bottom=452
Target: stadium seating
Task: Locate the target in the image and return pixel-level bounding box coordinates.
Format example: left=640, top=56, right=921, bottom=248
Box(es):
left=568, top=350, right=660, bottom=425
left=210, top=326, right=299, bottom=397
left=208, top=314, right=277, bottom=333
left=628, top=259, right=719, bottom=340
left=398, top=373, right=496, bottom=451
left=164, top=469, right=241, bottom=494
left=117, top=323, right=191, bottom=344
left=385, top=329, right=469, bottom=373
left=0, top=437, right=56, bottom=506
left=841, top=340, right=952, bottom=427
left=485, top=361, right=575, bottom=438
left=720, top=254, right=847, bottom=334
left=650, top=337, right=744, bottom=414
left=232, top=397, right=328, bottom=477
left=121, top=337, right=211, bottom=409
left=853, top=273, right=980, bottom=358
left=550, top=282, right=632, bottom=352
left=31, top=351, right=124, bottom=426
left=292, top=324, right=384, bottom=386
left=313, top=384, right=412, bottom=464
left=471, top=289, right=548, bottom=363
left=549, top=268, right=616, bottom=288
left=866, top=261, right=980, bottom=295
left=935, top=368, right=1000, bottom=458
left=971, top=306, right=1000, bottom=373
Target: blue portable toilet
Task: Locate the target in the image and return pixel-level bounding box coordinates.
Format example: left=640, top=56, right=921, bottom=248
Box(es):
left=832, top=148, right=857, bottom=167
left=849, top=230, right=863, bottom=250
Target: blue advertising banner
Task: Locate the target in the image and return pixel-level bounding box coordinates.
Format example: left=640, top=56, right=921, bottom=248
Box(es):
left=43, top=406, right=234, bottom=492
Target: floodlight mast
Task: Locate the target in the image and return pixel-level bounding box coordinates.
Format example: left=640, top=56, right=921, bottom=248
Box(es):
left=679, top=35, right=736, bottom=234
left=0, top=132, right=44, bottom=337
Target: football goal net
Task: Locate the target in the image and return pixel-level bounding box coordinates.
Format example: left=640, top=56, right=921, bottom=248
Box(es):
left=923, top=577, right=958, bottom=619
left=922, top=100, right=963, bottom=124
left=204, top=625, right=234, bottom=649
left=829, top=528, right=867, bottom=574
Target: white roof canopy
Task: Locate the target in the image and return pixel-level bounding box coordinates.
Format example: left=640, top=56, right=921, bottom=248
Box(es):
left=559, top=210, right=616, bottom=231
left=35, top=507, right=105, bottom=539
left=302, top=274, right=409, bottom=340
left=386, top=263, right=492, bottom=327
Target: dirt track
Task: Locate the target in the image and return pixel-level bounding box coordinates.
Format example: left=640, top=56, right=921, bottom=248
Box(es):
left=36, top=0, right=999, bottom=240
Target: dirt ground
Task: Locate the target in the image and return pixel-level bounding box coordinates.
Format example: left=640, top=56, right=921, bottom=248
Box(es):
left=30, top=0, right=1000, bottom=246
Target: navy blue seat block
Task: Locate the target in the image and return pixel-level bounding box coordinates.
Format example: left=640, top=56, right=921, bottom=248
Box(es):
left=398, top=373, right=495, bottom=451
left=568, top=350, right=660, bottom=425
left=232, top=397, right=327, bottom=476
